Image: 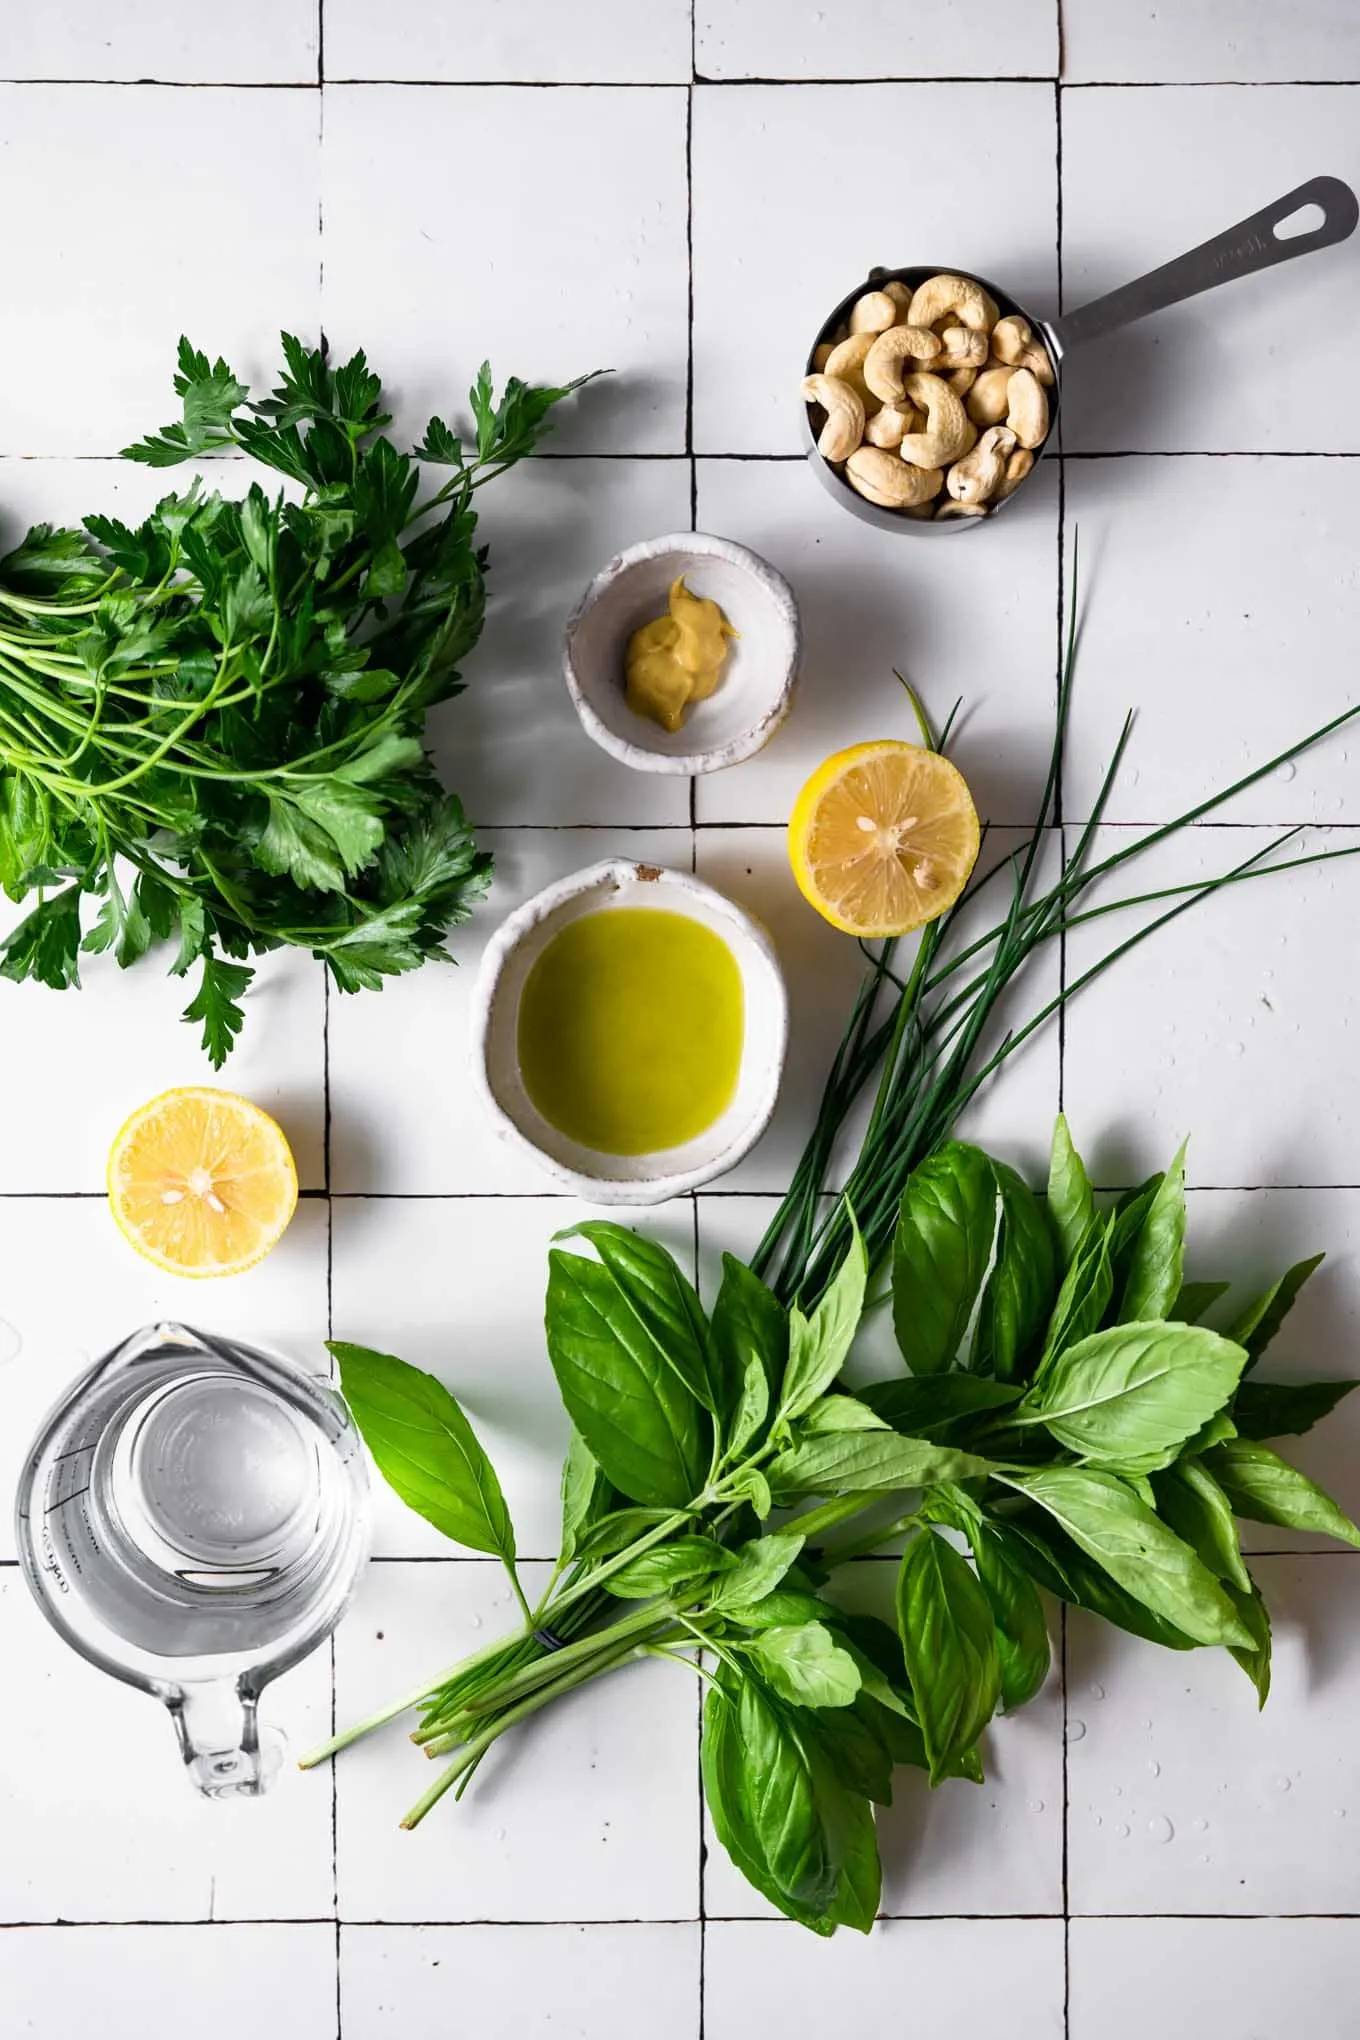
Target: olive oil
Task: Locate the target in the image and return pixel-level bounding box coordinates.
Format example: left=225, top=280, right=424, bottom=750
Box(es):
left=517, top=907, right=744, bottom=1155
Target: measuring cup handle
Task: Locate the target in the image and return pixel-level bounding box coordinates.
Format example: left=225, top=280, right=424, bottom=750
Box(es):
left=1049, top=174, right=1359, bottom=356
left=168, top=1680, right=282, bottom=1799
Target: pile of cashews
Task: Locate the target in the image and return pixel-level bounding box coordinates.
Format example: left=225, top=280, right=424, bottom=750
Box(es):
left=802, top=271, right=1054, bottom=520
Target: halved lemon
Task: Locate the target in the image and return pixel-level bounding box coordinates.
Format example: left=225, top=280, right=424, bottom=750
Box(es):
left=789, top=740, right=980, bottom=938
left=107, top=1087, right=298, bottom=1278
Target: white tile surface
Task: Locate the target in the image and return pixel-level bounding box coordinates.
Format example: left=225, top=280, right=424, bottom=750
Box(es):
left=342, top=1922, right=700, bottom=2035
left=1062, top=825, right=1360, bottom=1188
left=691, top=83, right=1058, bottom=454
left=327, top=829, right=683, bottom=1195
left=321, top=85, right=689, bottom=454
left=1060, top=88, right=1360, bottom=452
left=1061, top=457, right=1360, bottom=826
left=1070, top=1918, right=1360, bottom=2040
left=1063, top=2, right=1360, bottom=83
left=329, top=1194, right=695, bottom=1557
left=693, top=457, right=1062, bottom=828
left=0, top=87, right=320, bottom=455
left=0, top=1197, right=330, bottom=1562
left=696, top=0, right=1058, bottom=80
left=332, top=1561, right=700, bottom=1920
left=431, top=460, right=693, bottom=826
left=1, top=4, right=318, bottom=80
left=326, top=0, right=692, bottom=81
left=0, top=1575, right=334, bottom=1920
left=705, top=1919, right=1065, bottom=2036
left=1067, top=1555, right=1360, bottom=1914
left=0, top=1925, right=337, bottom=2039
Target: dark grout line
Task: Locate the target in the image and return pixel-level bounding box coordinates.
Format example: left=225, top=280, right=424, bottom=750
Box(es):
left=11, top=1909, right=1360, bottom=1929
left=4, top=71, right=1359, bottom=89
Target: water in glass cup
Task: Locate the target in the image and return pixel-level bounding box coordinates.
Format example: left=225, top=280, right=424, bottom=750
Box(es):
left=14, top=1321, right=369, bottom=1797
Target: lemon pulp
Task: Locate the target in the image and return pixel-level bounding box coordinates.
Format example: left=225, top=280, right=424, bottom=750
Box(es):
left=517, top=907, right=744, bottom=1155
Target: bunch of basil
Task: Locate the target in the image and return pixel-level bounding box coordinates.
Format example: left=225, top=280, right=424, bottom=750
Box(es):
left=312, top=1115, right=1359, bottom=1935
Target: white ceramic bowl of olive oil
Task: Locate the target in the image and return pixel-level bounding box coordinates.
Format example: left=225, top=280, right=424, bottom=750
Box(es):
left=470, top=859, right=789, bottom=1203
left=563, top=532, right=801, bottom=775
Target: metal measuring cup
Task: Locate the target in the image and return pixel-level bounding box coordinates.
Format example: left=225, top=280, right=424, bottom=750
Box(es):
left=802, top=173, right=1359, bottom=534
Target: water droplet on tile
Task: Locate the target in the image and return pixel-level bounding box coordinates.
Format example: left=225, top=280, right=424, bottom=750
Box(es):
left=1193, top=1817, right=1208, bottom=1833
left=1066, top=1719, right=1087, bottom=1742
left=1027, top=1799, right=1045, bottom=1814
left=1148, top=1815, right=1174, bottom=1844
left=494, top=1827, right=507, bottom=1844
left=0, top=1319, right=21, bottom=1366
left=1199, top=1852, right=1212, bottom=1864
left=1217, top=1781, right=1229, bottom=1793
left=1280, top=762, right=1297, bottom=782
left=1089, top=1683, right=1105, bottom=1700
left=1148, top=1759, right=1161, bottom=1778
left=468, top=1614, right=482, bottom=1630
left=1227, top=1041, right=1246, bottom=1056
left=1275, top=1776, right=1292, bottom=1793
left=1111, top=1785, right=1123, bottom=1798
left=1092, top=1813, right=1103, bottom=1827
left=1140, top=1718, right=1152, bottom=1730
left=1115, top=1822, right=1130, bottom=1840
left=1334, top=1807, right=1348, bottom=1819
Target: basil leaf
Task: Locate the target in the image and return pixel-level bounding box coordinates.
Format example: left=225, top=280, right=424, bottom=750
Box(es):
left=331, top=1341, right=515, bottom=1561
left=860, top=1374, right=1021, bottom=1442
left=603, top=1535, right=733, bottom=1599
left=801, top=1393, right=890, bottom=1434
left=1001, top=1465, right=1255, bottom=1648
left=701, top=1662, right=881, bottom=1933
left=545, top=1248, right=711, bottom=1508
left=768, top=1431, right=994, bottom=1501
left=559, top=1427, right=611, bottom=1563
left=1205, top=1438, right=1360, bottom=1549
left=1229, top=1252, right=1325, bottom=1371
left=896, top=1528, right=1001, bottom=1784
left=557, top=1222, right=718, bottom=1414
left=707, top=1533, right=805, bottom=1611
left=1118, top=1139, right=1187, bottom=1322
left=1018, top=1322, right=1247, bottom=1469
left=1173, top=1280, right=1231, bottom=1325
left=725, top=1464, right=773, bottom=1520
left=1227, top=1576, right=1272, bottom=1708
left=973, top=1158, right=1057, bottom=1381
left=1037, top=1213, right=1113, bottom=1369
left=969, top=1518, right=1052, bottom=1711
left=748, top=1623, right=863, bottom=1709
left=1106, top=1174, right=1163, bottom=1292
left=892, top=1142, right=998, bottom=1375
left=721, top=1589, right=829, bottom=1631
left=1002, top=1513, right=1200, bottom=1652
left=780, top=1217, right=867, bottom=1422
left=808, top=1695, right=900, bottom=1805
left=1233, top=1377, right=1360, bottom=1440
left=574, top=1506, right=676, bottom=1561
left=1153, top=1459, right=1252, bottom=1594
left=1047, top=1113, right=1096, bottom=1270
left=726, top=1353, right=772, bottom=1464
left=710, top=1253, right=787, bottom=1432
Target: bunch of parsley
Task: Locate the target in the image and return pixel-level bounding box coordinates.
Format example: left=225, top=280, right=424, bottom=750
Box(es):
left=0, top=336, right=594, bottom=1061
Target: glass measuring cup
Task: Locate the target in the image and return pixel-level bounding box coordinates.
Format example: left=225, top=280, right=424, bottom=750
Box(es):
left=14, top=1321, right=369, bottom=1798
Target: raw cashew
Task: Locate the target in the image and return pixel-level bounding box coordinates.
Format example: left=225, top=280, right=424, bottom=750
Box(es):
left=991, top=314, right=1055, bottom=387
left=824, top=332, right=881, bottom=415
left=936, top=500, right=988, bottom=519
left=966, top=365, right=1016, bottom=427
left=946, top=367, right=977, bottom=396
left=1005, top=367, right=1049, bottom=450
left=845, top=446, right=943, bottom=509
left=993, top=445, right=1034, bottom=501
left=864, top=402, right=921, bottom=448
left=863, top=325, right=942, bottom=405
left=801, top=373, right=865, bottom=463
left=907, top=272, right=999, bottom=334
left=882, top=280, right=914, bottom=317
left=812, top=342, right=835, bottom=373
left=934, top=326, right=988, bottom=373
left=898, top=372, right=975, bottom=470
left=946, top=424, right=1017, bottom=506
left=849, top=289, right=897, bottom=336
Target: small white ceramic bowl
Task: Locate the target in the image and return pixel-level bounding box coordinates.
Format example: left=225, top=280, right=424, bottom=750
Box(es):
left=563, top=532, right=801, bottom=775
left=470, top=859, right=788, bottom=1204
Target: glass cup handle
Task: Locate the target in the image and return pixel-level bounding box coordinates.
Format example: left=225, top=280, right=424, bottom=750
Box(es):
left=166, top=1680, right=285, bottom=1799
